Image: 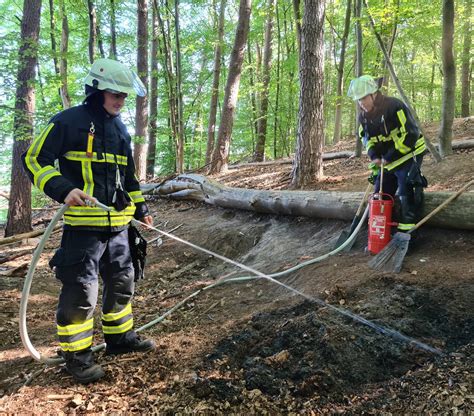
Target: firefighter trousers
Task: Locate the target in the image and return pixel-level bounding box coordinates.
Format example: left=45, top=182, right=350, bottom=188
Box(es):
left=374, top=156, right=425, bottom=231
left=50, top=228, right=136, bottom=354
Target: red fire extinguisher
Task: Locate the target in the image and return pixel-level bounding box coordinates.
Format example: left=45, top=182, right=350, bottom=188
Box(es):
left=368, top=163, right=397, bottom=254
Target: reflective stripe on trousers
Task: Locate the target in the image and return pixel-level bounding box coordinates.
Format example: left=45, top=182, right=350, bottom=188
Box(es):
left=50, top=228, right=135, bottom=352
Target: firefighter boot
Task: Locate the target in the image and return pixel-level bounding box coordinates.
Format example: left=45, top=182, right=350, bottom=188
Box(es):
left=105, top=331, right=156, bottom=356
left=64, top=349, right=105, bottom=384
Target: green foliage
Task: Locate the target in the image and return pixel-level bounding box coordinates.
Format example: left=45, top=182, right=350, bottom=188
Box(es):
left=0, top=0, right=470, bottom=186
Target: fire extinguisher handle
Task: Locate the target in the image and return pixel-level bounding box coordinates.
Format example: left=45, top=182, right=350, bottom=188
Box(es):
left=379, top=160, right=384, bottom=195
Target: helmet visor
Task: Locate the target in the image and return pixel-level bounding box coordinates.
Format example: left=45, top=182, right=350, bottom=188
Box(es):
left=88, top=68, right=147, bottom=97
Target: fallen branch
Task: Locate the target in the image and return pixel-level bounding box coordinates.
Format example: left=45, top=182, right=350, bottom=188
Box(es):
left=0, top=248, right=34, bottom=265
left=0, top=263, right=29, bottom=277
left=0, top=225, right=61, bottom=246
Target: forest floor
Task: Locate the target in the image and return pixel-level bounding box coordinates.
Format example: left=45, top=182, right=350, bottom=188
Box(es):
left=0, top=117, right=473, bottom=414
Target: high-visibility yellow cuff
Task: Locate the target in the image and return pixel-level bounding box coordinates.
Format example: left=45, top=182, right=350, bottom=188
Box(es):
left=397, top=223, right=415, bottom=231
left=34, top=165, right=61, bottom=191
left=59, top=336, right=93, bottom=352
left=102, top=303, right=132, bottom=322
left=102, top=318, right=134, bottom=335
left=57, top=319, right=94, bottom=336
left=128, top=191, right=145, bottom=203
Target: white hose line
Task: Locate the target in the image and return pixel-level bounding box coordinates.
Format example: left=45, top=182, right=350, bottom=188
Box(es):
left=19, top=201, right=440, bottom=366
left=19, top=202, right=111, bottom=365
left=132, top=212, right=442, bottom=355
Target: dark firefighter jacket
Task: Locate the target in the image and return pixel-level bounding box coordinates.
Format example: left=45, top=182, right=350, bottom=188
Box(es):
left=358, top=93, right=426, bottom=172
left=22, top=102, right=149, bottom=231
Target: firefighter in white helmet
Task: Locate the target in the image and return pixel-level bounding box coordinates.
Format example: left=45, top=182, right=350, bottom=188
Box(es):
left=23, top=59, right=155, bottom=384
left=348, top=75, right=427, bottom=233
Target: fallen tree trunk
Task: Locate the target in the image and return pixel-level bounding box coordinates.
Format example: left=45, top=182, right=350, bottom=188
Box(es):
left=228, top=151, right=356, bottom=169
left=225, top=139, right=474, bottom=170
left=143, top=174, right=474, bottom=230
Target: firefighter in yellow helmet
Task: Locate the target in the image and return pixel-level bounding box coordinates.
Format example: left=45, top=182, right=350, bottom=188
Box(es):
left=22, top=59, right=155, bottom=384
left=348, top=75, right=427, bottom=233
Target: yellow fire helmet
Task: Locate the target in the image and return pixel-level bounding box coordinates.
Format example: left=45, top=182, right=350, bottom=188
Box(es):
left=84, top=58, right=147, bottom=97
left=347, top=75, right=379, bottom=101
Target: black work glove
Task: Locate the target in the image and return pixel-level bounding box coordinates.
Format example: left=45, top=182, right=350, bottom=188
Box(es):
left=128, top=225, right=147, bottom=281
left=112, top=188, right=132, bottom=211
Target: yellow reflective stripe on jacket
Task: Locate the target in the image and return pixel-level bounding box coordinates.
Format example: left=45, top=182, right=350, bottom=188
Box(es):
left=393, top=110, right=412, bottom=154
left=65, top=205, right=136, bottom=217
left=82, top=160, right=94, bottom=196
left=57, top=318, right=94, bottom=336
left=64, top=151, right=127, bottom=165
left=64, top=215, right=134, bottom=227
left=385, top=138, right=426, bottom=171
left=128, top=190, right=145, bottom=203
left=25, top=123, right=55, bottom=174
left=60, top=336, right=93, bottom=352
left=35, top=165, right=62, bottom=191
left=102, top=303, right=132, bottom=322
left=102, top=318, right=134, bottom=334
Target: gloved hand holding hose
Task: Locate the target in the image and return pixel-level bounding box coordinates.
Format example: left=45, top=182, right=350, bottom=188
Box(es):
left=64, top=188, right=97, bottom=206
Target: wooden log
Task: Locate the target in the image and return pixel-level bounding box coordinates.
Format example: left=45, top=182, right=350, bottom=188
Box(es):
left=0, top=225, right=61, bottom=246
left=227, top=150, right=356, bottom=169
left=0, top=248, right=34, bottom=265
left=224, top=139, right=474, bottom=170
left=145, top=174, right=474, bottom=231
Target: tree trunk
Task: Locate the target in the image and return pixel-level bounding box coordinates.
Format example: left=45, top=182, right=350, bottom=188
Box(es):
left=205, top=0, right=227, bottom=167
left=292, top=0, right=301, bottom=55
left=134, top=0, right=149, bottom=181
left=354, top=0, right=363, bottom=157
left=96, top=8, right=105, bottom=58
left=283, top=5, right=297, bottom=157
left=147, top=2, right=159, bottom=178
left=174, top=0, right=185, bottom=174
left=381, top=0, right=399, bottom=90
left=87, top=0, right=97, bottom=63
left=147, top=174, right=474, bottom=231
left=59, top=0, right=71, bottom=109
left=332, top=0, right=351, bottom=144
left=363, top=0, right=442, bottom=163
left=438, top=0, right=456, bottom=157
left=48, top=0, right=60, bottom=76
left=155, top=0, right=178, bottom=172
left=290, top=0, right=325, bottom=188
left=247, top=39, right=260, bottom=150
left=110, top=0, right=118, bottom=59
left=460, top=0, right=472, bottom=118
left=5, top=0, right=42, bottom=237
left=273, top=1, right=281, bottom=159
left=254, top=0, right=275, bottom=162
left=428, top=44, right=436, bottom=121
left=209, top=0, right=252, bottom=174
